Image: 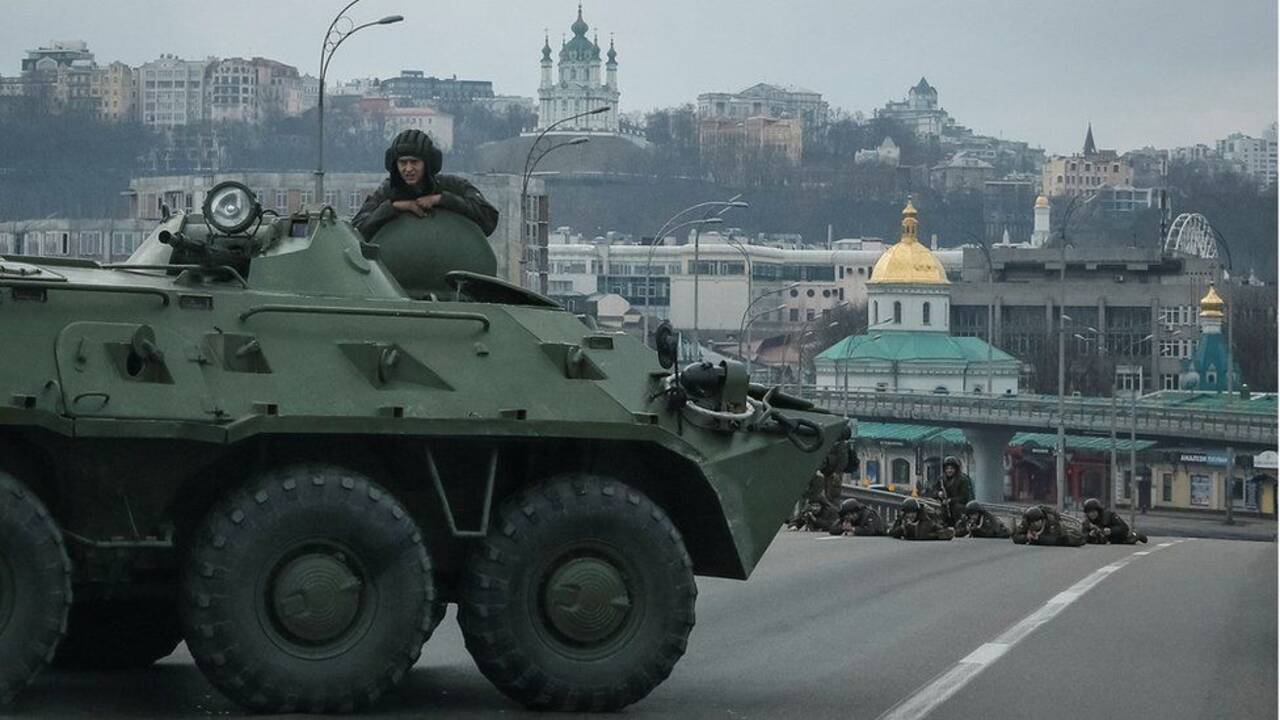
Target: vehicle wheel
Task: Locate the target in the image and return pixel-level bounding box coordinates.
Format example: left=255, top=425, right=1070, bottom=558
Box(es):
left=181, top=464, right=435, bottom=713
left=459, top=474, right=696, bottom=711
left=0, top=469, right=71, bottom=704
left=53, top=598, right=182, bottom=670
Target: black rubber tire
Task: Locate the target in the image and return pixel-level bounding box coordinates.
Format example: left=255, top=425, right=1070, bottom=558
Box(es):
left=181, top=464, right=436, bottom=713
left=0, top=469, right=72, bottom=704
left=459, top=474, right=697, bottom=712
left=53, top=598, right=182, bottom=670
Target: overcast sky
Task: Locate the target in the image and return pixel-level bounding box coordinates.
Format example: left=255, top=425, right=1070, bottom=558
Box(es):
left=4, top=0, right=1275, bottom=153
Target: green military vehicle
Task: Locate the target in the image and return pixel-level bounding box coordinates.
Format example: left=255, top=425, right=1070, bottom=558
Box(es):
left=0, top=182, right=850, bottom=712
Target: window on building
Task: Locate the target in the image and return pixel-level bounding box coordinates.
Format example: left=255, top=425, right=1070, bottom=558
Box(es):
left=789, top=308, right=799, bottom=322
left=893, top=301, right=902, bottom=324
left=79, top=231, right=101, bottom=257
left=1162, top=473, right=1173, bottom=502
left=275, top=191, right=287, bottom=211
left=323, top=190, right=336, bottom=207
left=873, top=302, right=879, bottom=324
left=923, top=302, right=931, bottom=326
left=1206, top=371, right=1217, bottom=385
left=891, top=459, right=911, bottom=486
left=806, top=308, right=816, bottom=321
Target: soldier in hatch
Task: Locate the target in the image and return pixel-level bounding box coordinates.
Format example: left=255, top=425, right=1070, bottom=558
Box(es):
left=887, top=497, right=954, bottom=541
left=829, top=498, right=887, bottom=536
left=1082, top=498, right=1149, bottom=544
left=1011, top=505, right=1086, bottom=547
left=352, top=129, right=499, bottom=240
left=954, top=500, right=1012, bottom=539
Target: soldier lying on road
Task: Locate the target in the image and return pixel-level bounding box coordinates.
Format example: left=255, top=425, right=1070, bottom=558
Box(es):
left=954, top=500, right=1011, bottom=539
left=1011, top=505, right=1086, bottom=547
left=828, top=498, right=887, bottom=536
left=1082, top=498, right=1149, bottom=545
left=887, top=497, right=955, bottom=540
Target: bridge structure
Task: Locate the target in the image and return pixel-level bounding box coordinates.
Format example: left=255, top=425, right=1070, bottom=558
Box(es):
left=800, top=387, right=1278, bottom=502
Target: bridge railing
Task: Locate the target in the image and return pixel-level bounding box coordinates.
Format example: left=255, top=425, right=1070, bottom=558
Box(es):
left=801, top=387, right=1277, bottom=447
left=842, top=485, right=1030, bottom=529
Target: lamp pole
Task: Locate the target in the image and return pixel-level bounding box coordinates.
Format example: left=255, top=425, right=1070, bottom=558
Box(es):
left=642, top=199, right=745, bottom=345
left=738, top=282, right=799, bottom=378
left=521, top=106, right=608, bottom=292
left=520, top=136, right=590, bottom=291
left=316, top=2, right=403, bottom=201
left=1206, top=224, right=1239, bottom=525
left=966, top=231, right=997, bottom=394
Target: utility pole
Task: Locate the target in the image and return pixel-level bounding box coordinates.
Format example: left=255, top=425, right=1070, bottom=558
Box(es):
left=1109, top=391, right=1118, bottom=510
left=1129, top=370, right=1141, bottom=529
left=1224, top=446, right=1236, bottom=525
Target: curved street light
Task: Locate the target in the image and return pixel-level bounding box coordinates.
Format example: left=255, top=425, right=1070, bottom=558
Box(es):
left=520, top=134, right=591, bottom=291
left=521, top=106, right=607, bottom=293
left=737, top=281, right=799, bottom=374
left=641, top=201, right=744, bottom=345
left=315, top=1, right=404, bottom=199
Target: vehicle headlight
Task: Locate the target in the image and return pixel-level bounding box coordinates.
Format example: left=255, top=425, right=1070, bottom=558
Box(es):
left=202, top=181, right=260, bottom=234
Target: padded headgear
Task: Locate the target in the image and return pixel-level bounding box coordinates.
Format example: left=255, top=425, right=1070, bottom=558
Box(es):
left=385, top=129, right=443, bottom=179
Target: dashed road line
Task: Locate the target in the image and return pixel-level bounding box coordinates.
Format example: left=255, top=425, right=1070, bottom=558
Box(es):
left=877, top=539, right=1186, bottom=720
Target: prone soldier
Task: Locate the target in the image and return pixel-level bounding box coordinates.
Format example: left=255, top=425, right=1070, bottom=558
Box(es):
left=887, top=497, right=955, bottom=541
left=828, top=498, right=887, bottom=536
left=1082, top=498, right=1149, bottom=544
left=1011, top=505, right=1086, bottom=547
left=954, top=500, right=1011, bottom=539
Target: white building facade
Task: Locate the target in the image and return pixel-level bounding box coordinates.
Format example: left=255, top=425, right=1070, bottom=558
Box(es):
left=537, top=6, right=619, bottom=133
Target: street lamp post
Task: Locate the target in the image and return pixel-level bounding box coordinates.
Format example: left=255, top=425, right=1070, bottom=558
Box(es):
left=520, top=136, right=589, bottom=291
left=642, top=199, right=746, bottom=345
left=1207, top=224, right=1238, bottom=525
left=316, top=2, right=403, bottom=201
left=965, top=232, right=997, bottom=395
left=738, top=282, right=799, bottom=378
left=521, top=106, right=609, bottom=293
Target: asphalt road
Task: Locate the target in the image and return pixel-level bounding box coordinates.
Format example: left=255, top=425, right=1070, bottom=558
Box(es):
left=16, top=533, right=1277, bottom=720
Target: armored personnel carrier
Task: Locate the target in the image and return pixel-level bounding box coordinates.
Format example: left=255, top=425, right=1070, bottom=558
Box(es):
left=0, top=182, right=850, bottom=712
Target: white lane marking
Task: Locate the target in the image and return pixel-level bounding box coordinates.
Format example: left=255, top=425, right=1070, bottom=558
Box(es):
left=816, top=535, right=843, bottom=541
left=959, top=643, right=1008, bottom=665
left=878, top=541, right=1184, bottom=720
left=1157, top=541, right=1175, bottom=548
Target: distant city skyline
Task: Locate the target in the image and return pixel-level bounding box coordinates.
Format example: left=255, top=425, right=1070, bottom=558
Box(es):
left=3, top=0, right=1276, bottom=154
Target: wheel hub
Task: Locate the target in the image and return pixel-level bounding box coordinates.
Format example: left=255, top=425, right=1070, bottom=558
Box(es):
left=543, top=556, right=632, bottom=645
left=269, top=551, right=364, bottom=645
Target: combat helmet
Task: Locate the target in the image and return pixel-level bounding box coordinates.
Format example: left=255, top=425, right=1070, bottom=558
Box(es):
left=901, top=497, right=922, bottom=513
left=942, top=455, right=962, bottom=472
left=964, top=500, right=983, bottom=516
left=839, top=498, right=863, bottom=517
left=1083, top=498, right=1103, bottom=517
left=1024, top=506, right=1045, bottom=522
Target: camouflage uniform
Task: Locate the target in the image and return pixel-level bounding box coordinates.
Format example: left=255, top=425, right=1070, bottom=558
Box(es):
left=1011, top=505, right=1086, bottom=547
left=923, top=456, right=975, bottom=527
left=1083, top=499, right=1148, bottom=544
left=955, top=501, right=1011, bottom=539
left=888, top=498, right=955, bottom=541
left=828, top=499, right=887, bottom=536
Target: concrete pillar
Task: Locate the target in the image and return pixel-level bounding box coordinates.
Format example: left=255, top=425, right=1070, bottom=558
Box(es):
left=965, top=427, right=1015, bottom=502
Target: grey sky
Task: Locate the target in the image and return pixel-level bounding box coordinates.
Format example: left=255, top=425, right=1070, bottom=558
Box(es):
left=4, top=0, right=1275, bottom=153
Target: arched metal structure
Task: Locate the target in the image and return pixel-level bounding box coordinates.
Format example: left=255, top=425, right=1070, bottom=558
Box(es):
left=1164, top=213, right=1218, bottom=259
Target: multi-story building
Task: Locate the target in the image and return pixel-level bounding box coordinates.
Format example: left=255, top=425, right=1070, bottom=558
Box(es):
left=699, top=115, right=803, bottom=184
left=949, top=239, right=1222, bottom=395
left=1216, top=129, right=1278, bottom=189
left=136, top=54, right=213, bottom=128
left=536, top=7, right=620, bottom=133
left=855, top=136, right=900, bottom=166
left=379, top=71, right=493, bottom=103
left=697, top=82, right=828, bottom=132
left=874, top=77, right=951, bottom=139
left=929, top=153, right=996, bottom=194
left=95, top=61, right=135, bottom=122
left=122, top=172, right=538, bottom=284
left=1040, top=124, right=1134, bottom=197
left=983, top=178, right=1038, bottom=246
left=0, top=218, right=154, bottom=263
left=207, top=57, right=260, bottom=123
left=381, top=106, right=455, bottom=151
left=20, top=40, right=94, bottom=74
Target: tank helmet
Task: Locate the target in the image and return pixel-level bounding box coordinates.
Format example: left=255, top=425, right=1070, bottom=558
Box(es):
left=964, top=500, right=983, bottom=515
left=1083, top=498, right=1103, bottom=515
left=942, top=456, right=962, bottom=471
left=1024, top=506, right=1045, bottom=522
left=385, top=129, right=444, bottom=179
left=839, top=498, right=863, bottom=516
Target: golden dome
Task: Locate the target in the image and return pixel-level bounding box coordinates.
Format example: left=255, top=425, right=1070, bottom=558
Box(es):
left=868, top=200, right=949, bottom=285
left=1035, top=195, right=1050, bottom=209
left=1199, top=284, right=1224, bottom=318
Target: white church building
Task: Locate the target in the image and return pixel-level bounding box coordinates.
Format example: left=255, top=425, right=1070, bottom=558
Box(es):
left=537, top=5, right=620, bottom=133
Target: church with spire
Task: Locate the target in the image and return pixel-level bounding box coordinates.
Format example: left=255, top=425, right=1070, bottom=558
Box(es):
left=537, top=5, right=620, bottom=133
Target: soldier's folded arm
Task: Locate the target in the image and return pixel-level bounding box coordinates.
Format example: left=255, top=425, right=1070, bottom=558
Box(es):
left=352, top=188, right=398, bottom=241
left=436, top=177, right=499, bottom=237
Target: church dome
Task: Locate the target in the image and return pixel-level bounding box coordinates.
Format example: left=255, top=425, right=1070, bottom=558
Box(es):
left=1199, top=284, right=1224, bottom=318
left=1035, top=194, right=1049, bottom=209
left=868, top=200, right=949, bottom=285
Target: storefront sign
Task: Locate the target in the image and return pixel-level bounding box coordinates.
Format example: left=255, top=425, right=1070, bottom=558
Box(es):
left=1180, top=453, right=1229, bottom=467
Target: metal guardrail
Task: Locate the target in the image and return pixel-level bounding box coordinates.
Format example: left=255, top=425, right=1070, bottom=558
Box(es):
left=803, top=388, right=1277, bottom=450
